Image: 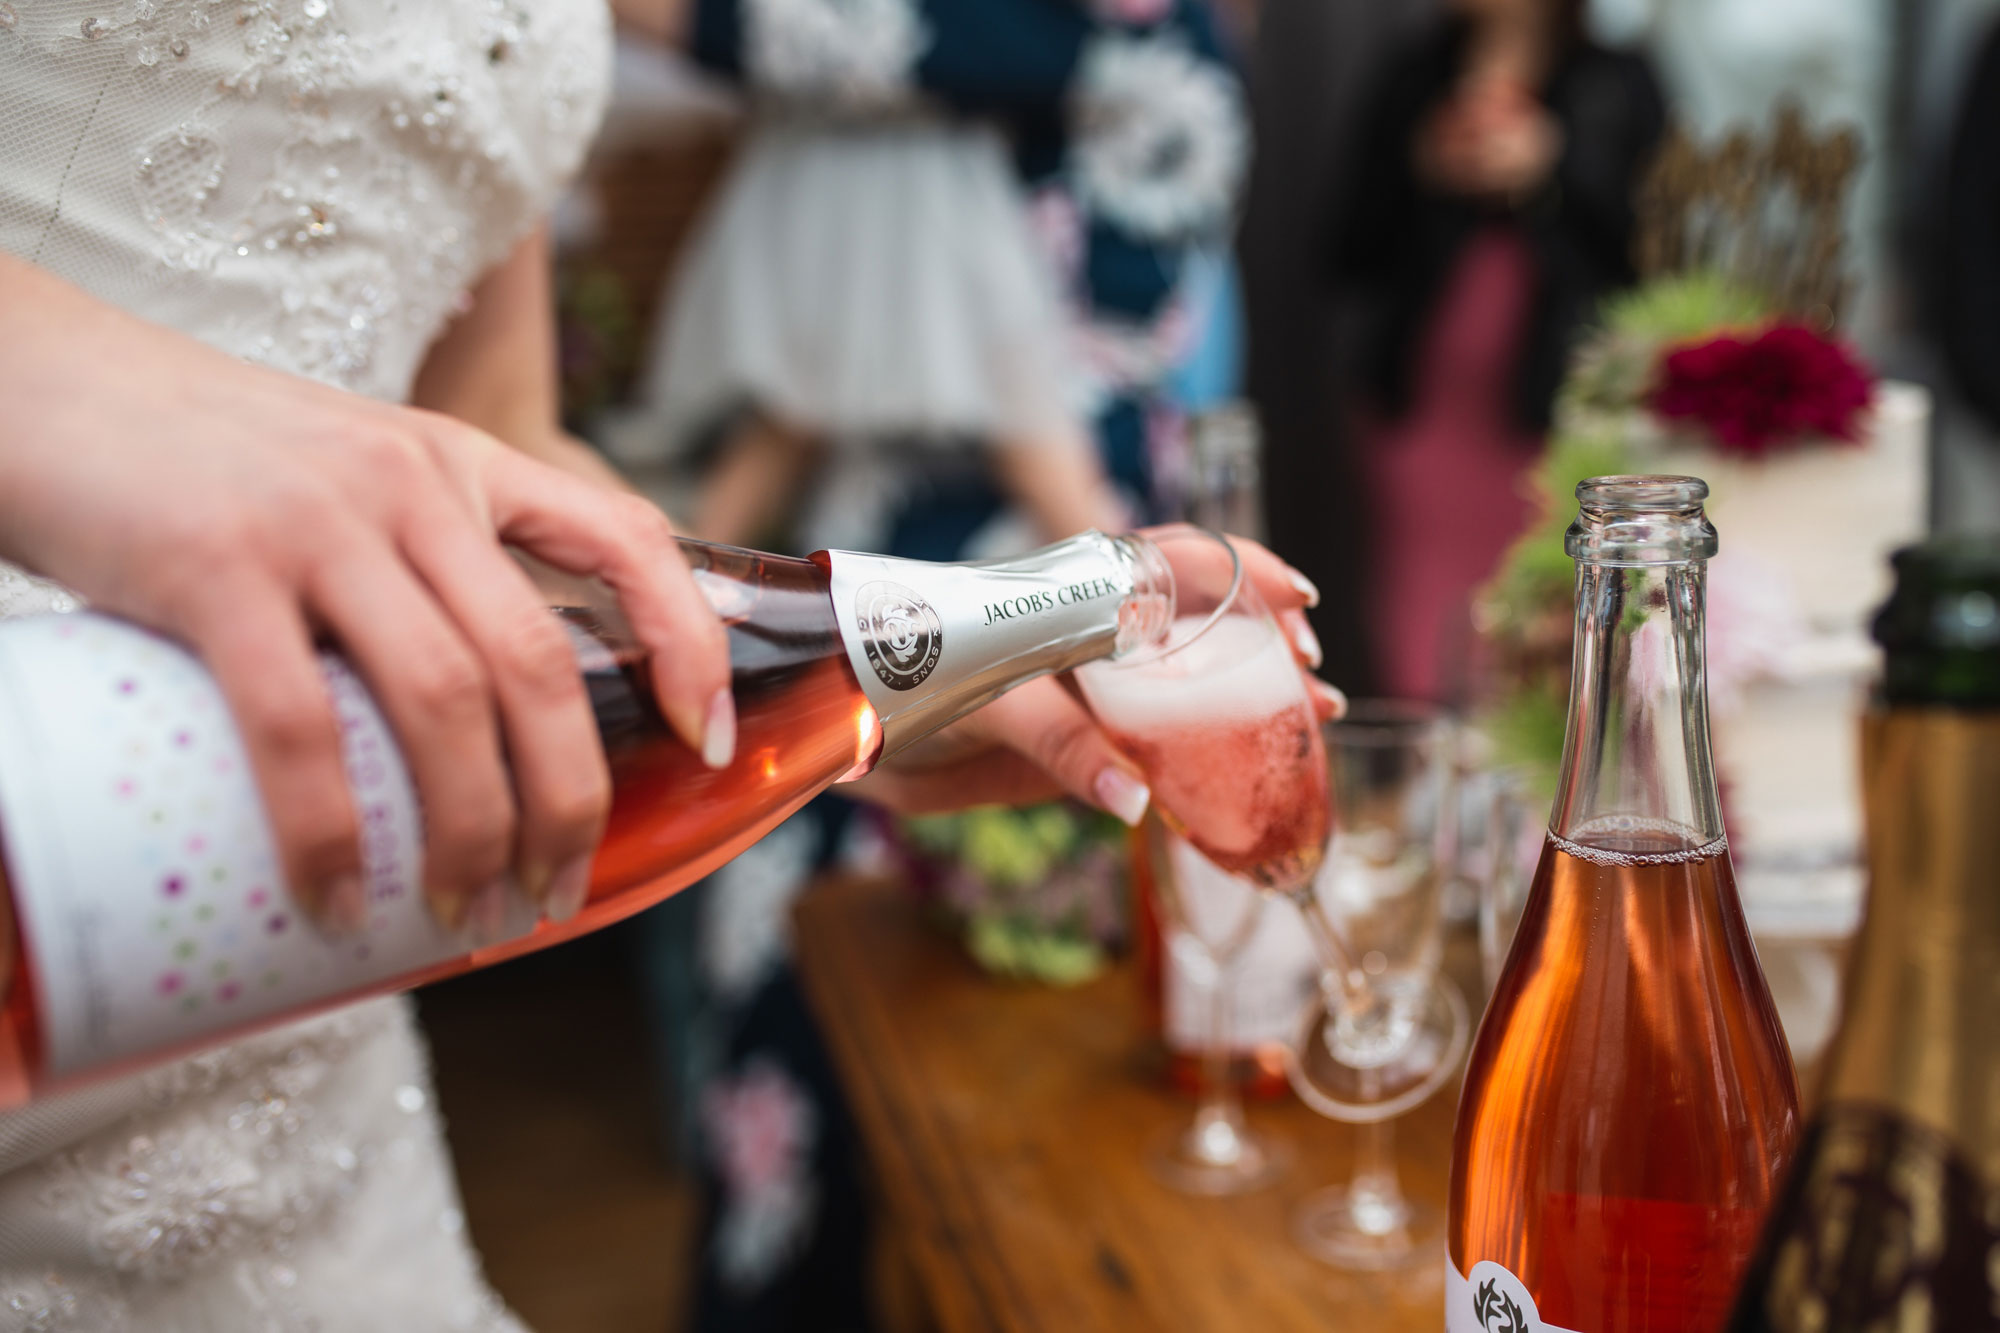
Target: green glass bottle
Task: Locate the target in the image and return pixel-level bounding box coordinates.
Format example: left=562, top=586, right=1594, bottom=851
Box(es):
left=1724, top=537, right=2000, bottom=1331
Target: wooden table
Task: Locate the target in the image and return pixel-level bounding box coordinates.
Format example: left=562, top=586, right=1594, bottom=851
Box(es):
left=793, top=878, right=1471, bottom=1332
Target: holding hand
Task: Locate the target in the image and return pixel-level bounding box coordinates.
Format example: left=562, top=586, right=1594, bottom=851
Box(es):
left=1415, top=75, right=1564, bottom=203
left=0, top=256, right=731, bottom=934
left=852, top=533, right=1344, bottom=821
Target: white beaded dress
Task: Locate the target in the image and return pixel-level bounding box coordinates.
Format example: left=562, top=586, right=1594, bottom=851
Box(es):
left=0, top=1, right=611, bottom=1328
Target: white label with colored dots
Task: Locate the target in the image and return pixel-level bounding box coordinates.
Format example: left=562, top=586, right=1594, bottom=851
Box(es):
left=0, top=613, right=537, bottom=1079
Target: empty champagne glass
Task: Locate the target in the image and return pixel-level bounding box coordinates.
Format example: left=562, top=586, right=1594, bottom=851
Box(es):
left=1075, top=528, right=1461, bottom=1118
left=1288, top=701, right=1470, bottom=1269
left=1474, top=764, right=1552, bottom=995
left=1142, top=817, right=1291, bottom=1194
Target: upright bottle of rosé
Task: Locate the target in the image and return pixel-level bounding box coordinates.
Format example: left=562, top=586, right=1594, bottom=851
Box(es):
left=0, top=532, right=1173, bottom=1105
left=1447, top=477, right=1800, bottom=1333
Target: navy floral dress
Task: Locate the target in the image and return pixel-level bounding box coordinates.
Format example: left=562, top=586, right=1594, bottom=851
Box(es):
left=636, top=0, right=1247, bottom=1326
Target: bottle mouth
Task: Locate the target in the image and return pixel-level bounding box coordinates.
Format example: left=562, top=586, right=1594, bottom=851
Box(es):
left=1566, top=474, right=1719, bottom=567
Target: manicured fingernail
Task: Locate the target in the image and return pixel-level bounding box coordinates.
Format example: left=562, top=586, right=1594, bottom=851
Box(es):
left=1286, top=613, right=1323, bottom=669
left=1313, top=679, right=1349, bottom=717
left=1093, top=766, right=1151, bottom=827
left=322, top=872, right=368, bottom=936
left=468, top=879, right=508, bottom=945
left=701, top=688, right=736, bottom=770
left=544, top=856, right=591, bottom=923
left=1288, top=569, right=1321, bottom=608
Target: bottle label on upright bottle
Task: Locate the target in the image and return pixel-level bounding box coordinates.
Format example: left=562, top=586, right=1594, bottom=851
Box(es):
left=1448, top=1260, right=1582, bottom=1333
left=0, top=614, right=539, bottom=1079
left=824, top=539, right=1134, bottom=752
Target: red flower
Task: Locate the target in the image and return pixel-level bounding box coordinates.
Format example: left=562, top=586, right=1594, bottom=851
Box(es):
left=1647, top=323, right=1875, bottom=456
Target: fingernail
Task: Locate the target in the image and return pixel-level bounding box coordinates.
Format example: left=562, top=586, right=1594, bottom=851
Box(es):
left=321, top=872, right=368, bottom=936
left=544, top=855, right=592, bottom=923
left=1286, top=613, right=1323, bottom=669
left=468, top=879, right=508, bottom=946
left=701, top=688, right=736, bottom=770
left=1313, top=679, right=1349, bottom=718
left=1093, top=766, right=1151, bottom=827
left=1288, top=569, right=1321, bottom=609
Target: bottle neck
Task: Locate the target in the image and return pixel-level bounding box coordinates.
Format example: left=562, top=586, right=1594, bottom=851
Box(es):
left=1549, top=559, right=1724, bottom=850
left=822, top=531, right=1172, bottom=759
left=1820, top=707, right=2000, bottom=1177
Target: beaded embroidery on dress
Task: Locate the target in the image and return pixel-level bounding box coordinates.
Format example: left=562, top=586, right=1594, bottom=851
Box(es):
left=0, top=0, right=605, bottom=402
left=0, top=2, right=610, bottom=1328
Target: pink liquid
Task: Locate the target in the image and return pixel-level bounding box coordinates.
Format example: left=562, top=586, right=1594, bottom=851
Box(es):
left=1079, top=615, right=1330, bottom=890
left=1450, top=829, right=1800, bottom=1332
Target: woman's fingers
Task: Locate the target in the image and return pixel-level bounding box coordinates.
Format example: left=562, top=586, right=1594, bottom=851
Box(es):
left=180, top=577, right=367, bottom=935
left=953, top=678, right=1152, bottom=827
left=853, top=749, right=1068, bottom=815
left=472, top=440, right=734, bottom=769
left=304, top=525, right=516, bottom=933
left=1133, top=525, right=1320, bottom=616
left=1224, top=533, right=1321, bottom=614
left=398, top=495, right=611, bottom=924
left=1278, top=608, right=1323, bottom=671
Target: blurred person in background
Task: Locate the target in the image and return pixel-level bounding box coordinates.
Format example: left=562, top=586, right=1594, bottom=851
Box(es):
left=618, top=1, right=1253, bottom=1328
left=1330, top=0, right=1664, bottom=699
left=635, top=36, right=1128, bottom=549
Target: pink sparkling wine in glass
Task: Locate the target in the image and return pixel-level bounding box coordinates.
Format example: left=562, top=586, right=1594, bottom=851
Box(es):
left=1079, top=614, right=1330, bottom=890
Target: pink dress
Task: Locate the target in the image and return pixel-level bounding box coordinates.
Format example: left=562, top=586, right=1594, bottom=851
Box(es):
left=1356, top=226, right=1541, bottom=701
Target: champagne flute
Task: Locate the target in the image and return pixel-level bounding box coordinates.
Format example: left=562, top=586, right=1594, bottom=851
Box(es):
left=1141, top=817, right=1291, bottom=1194
left=1288, top=701, right=1469, bottom=1269
left=1073, top=527, right=1459, bottom=1116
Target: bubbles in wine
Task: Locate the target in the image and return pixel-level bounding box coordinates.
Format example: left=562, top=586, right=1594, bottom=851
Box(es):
left=1549, top=816, right=1727, bottom=867
left=1077, top=615, right=1328, bottom=886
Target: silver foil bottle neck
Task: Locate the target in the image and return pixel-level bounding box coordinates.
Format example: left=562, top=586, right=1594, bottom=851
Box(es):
left=1564, top=474, right=1720, bottom=567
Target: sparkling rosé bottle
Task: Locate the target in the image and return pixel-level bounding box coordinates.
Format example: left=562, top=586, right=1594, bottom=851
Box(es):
left=0, top=532, right=1171, bottom=1105
left=1447, top=477, right=1800, bottom=1333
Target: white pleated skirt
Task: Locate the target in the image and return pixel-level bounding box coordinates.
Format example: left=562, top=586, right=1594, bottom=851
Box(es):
left=639, top=117, right=1079, bottom=454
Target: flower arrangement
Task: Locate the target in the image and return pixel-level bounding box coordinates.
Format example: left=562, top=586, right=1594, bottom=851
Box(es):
left=1649, top=323, right=1873, bottom=456
left=890, top=802, right=1130, bottom=986
left=1473, top=267, right=1880, bottom=776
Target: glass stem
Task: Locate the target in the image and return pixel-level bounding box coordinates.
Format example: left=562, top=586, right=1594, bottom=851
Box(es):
left=1192, top=952, right=1245, bottom=1160
left=1349, top=1069, right=1409, bottom=1233
left=1288, top=885, right=1373, bottom=1018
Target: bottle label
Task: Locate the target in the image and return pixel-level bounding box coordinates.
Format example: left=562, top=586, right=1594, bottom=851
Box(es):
left=0, top=614, right=539, bottom=1079
left=1160, top=836, right=1317, bottom=1052
left=824, top=538, right=1133, bottom=752
left=1448, top=1259, right=1583, bottom=1333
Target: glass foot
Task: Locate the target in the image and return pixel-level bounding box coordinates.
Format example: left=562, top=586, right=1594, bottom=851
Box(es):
left=1287, top=974, right=1470, bottom=1123
left=1147, top=1117, right=1290, bottom=1196
left=1293, top=1181, right=1440, bottom=1270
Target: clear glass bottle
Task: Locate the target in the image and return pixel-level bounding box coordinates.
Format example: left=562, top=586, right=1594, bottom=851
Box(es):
left=1725, top=537, right=2000, bottom=1331
left=0, top=531, right=1172, bottom=1104
left=1447, top=476, right=1801, bottom=1333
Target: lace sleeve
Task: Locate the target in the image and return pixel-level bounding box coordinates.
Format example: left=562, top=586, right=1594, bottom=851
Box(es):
left=0, top=563, right=79, bottom=621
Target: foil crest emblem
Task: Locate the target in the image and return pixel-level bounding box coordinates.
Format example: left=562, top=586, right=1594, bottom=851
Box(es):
left=854, top=581, right=942, bottom=691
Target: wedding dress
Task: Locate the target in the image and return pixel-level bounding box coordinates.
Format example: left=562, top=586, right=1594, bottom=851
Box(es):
left=0, top=1, right=610, bottom=1327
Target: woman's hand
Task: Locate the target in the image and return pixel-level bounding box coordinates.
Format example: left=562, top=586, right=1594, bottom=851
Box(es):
left=1416, top=76, right=1563, bottom=203
left=849, top=534, right=1344, bottom=821
left=0, top=256, right=731, bottom=933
